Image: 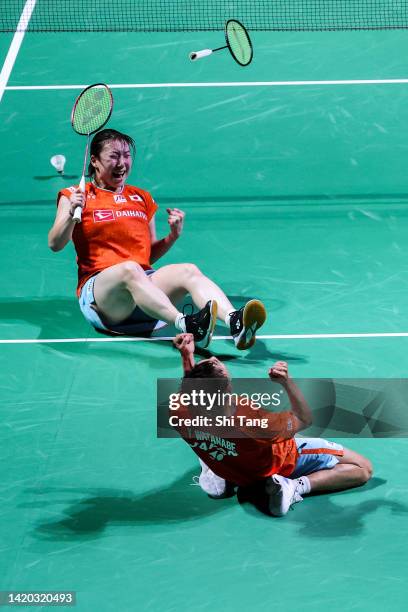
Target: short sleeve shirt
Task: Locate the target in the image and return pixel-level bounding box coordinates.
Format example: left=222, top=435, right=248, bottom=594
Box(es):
left=57, top=182, right=158, bottom=295
left=174, top=399, right=299, bottom=486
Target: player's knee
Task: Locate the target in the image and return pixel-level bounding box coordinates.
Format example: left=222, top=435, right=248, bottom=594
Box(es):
left=182, top=263, right=202, bottom=279
left=358, top=455, right=373, bottom=481
left=357, top=468, right=371, bottom=485
left=363, top=458, right=373, bottom=482
left=357, top=459, right=373, bottom=484
left=119, top=261, right=145, bottom=287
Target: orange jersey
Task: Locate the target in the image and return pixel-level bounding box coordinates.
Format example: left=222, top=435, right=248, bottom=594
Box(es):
left=174, top=400, right=299, bottom=487
left=58, top=182, right=158, bottom=296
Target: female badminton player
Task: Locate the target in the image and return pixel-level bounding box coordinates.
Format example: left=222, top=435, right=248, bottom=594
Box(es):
left=48, top=128, right=266, bottom=348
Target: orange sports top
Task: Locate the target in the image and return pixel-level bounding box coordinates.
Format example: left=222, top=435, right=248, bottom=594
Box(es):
left=57, top=182, right=158, bottom=296
left=174, top=400, right=299, bottom=487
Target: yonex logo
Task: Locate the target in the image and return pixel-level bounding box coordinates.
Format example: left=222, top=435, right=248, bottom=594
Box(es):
left=114, top=195, right=127, bottom=204
left=93, top=210, right=115, bottom=222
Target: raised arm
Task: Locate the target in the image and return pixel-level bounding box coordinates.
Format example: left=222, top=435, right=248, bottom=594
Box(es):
left=269, top=361, right=313, bottom=432
left=150, top=208, right=185, bottom=263
left=173, top=333, right=196, bottom=374
left=48, top=190, right=85, bottom=252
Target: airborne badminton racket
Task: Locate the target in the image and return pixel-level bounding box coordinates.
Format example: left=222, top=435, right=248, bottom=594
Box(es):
left=190, top=19, right=253, bottom=67
left=70, top=83, right=113, bottom=222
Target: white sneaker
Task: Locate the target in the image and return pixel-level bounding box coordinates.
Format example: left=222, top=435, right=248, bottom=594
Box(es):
left=265, top=474, right=303, bottom=516
left=197, top=458, right=227, bottom=498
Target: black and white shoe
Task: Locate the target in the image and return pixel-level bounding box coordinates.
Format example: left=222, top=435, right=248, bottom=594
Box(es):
left=229, top=299, right=266, bottom=350
left=184, top=299, right=217, bottom=348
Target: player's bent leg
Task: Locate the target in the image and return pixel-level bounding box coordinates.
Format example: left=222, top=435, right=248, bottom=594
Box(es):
left=307, top=447, right=373, bottom=493
left=292, top=438, right=372, bottom=492
left=338, top=447, right=373, bottom=475
left=78, top=264, right=218, bottom=346
left=93, top=261, right=180, bottom=325
left=264, top=438, right=372, bottom=516
left=335, top=446, right=373, bottom=484
left=266, top=448, right=372, bottom=517
left=151, top=263, right=267, bottom=349
left=151, top=263, right=235, bottom=319
left=306, top=464, right=372, bottom=492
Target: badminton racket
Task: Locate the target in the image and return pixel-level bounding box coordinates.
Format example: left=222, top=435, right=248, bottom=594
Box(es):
left=70, top=83, right=113, bottom=222
left=190, top=20, right=253, bottom=67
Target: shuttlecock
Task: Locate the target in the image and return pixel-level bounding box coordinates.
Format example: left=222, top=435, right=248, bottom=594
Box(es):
left=50, top=154, right=66, bottom=174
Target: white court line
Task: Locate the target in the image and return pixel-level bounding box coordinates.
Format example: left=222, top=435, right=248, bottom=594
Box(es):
left=1, top=332, right=408, bottom=345
left=4, top=78, right=408, bottom=91
left=0, top=0, right=37, bottom=103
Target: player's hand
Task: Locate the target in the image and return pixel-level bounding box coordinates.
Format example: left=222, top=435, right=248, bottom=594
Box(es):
left=173, top=333, right=195, bottom=354
left=166, top=208, right=185, bottom=239
left=69, top=189, right=85, bottom=217
left=268, top=361, right=289, bottom=384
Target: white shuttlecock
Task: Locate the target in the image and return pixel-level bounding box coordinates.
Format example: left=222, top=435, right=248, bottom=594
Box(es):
left=50, top=154, right=66, bottom=174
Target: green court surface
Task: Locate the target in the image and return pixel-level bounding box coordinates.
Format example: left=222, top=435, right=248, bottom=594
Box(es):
left=1, top=21, right=408, bottom=612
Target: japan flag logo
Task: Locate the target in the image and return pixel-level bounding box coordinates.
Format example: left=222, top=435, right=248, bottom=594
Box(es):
left=93, top=210, right=115, bottom=222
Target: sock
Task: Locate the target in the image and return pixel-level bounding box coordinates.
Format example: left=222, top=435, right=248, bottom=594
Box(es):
left=295, top=476, right=311, bottom=495
left=175, top=313, right=186, bottom=332
left=224, top=309, right=236, bottom=327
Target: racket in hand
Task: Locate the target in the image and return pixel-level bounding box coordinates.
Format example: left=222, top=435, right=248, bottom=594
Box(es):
left=70, top=83, right=113, bottom=222
left=190, top=20, right=253, bottom=66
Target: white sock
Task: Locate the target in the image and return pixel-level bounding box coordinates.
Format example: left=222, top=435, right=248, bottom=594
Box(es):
left=224, top=309, right=236, bottom=327
left=295, top=476, right=311, bottom=495
left=175, top=313, right=186, bottom=332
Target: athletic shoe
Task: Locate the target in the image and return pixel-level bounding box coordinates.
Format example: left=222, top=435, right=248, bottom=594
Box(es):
left=229, top=299, right=266, bottom=350
left=265, top=474, right=303, bottom=517
left=197, top=458, right=227, bottom=498
left=183, top=300, right=217, bottom=348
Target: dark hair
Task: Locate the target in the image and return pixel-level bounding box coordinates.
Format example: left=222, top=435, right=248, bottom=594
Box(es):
left=87, top=128, right=136, bottom=177
left=181, top=360, right=231, bottom=396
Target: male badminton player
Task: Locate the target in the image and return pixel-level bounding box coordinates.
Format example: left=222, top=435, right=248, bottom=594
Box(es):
left=172, top=333, right=373, bottom=516
left=48, top=128, right=266, bottom=347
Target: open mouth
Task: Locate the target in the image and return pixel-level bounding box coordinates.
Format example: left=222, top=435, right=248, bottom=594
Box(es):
left=112, top=171, right=126, bottom=180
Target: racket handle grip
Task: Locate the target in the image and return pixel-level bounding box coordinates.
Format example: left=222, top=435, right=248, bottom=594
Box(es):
left=72, top=206, right=82, bottom=222
left=73, top=176, right=86, bottom=223
left=190, top=49, right=213, bottom=61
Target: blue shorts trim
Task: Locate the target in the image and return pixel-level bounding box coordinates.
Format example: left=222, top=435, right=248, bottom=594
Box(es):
left=289, top=437, right=344, bottom=478
left=78, top=271, right=168, bottom=335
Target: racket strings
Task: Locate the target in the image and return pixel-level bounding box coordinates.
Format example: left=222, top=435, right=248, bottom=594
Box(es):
left=231, top=23, right=245, bottom=59
left=72, top=86, right=112, bottom=135
left=226, top=21, right=252, bottom=65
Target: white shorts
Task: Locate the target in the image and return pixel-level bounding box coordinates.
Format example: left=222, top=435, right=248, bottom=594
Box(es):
left=78, top=272, right=168, bottom=335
